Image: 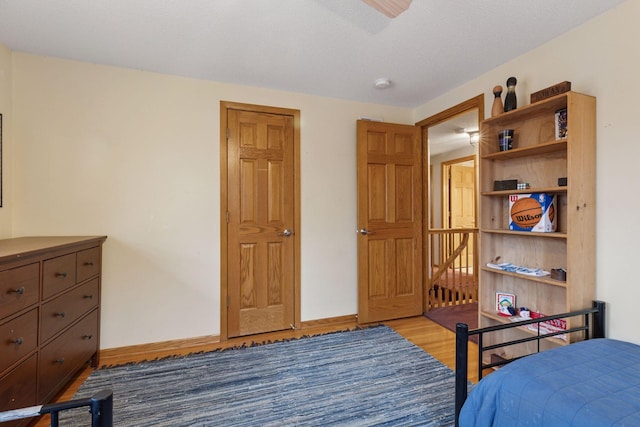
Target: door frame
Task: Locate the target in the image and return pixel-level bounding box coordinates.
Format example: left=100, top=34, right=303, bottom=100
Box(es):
left=416, top=94, right=484, bottom=299
left=219, top=101, right=301, bottom=341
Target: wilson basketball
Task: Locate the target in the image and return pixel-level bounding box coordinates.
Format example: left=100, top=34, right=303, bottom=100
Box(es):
left=510, top=197, right=543, bottom=228
left=548, top=203, right=555, bottom=223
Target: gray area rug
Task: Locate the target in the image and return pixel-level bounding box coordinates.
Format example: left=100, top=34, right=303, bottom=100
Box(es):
left=60, top=326, right=457, bottom=426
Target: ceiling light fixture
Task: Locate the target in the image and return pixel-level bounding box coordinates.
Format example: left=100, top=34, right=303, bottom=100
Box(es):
left=374, top=78, right=392, bottom=89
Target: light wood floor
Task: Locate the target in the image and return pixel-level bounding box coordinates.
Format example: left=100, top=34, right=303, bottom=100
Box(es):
left=33, top=316, right=479, bottom=426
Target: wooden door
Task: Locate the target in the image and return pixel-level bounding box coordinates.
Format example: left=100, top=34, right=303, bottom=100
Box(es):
left=450, top=164, right=475, bottom=228
left=450, top=163, right=476, bottom=268
left=356, top=120, right=423, bottom=323
left=223, top=104, right=299, bottom=338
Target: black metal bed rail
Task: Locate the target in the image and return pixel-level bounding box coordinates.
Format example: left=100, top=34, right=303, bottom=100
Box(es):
left=454, top=300, right=605, bottom=427
left=0, top=389, right=112, bottom=426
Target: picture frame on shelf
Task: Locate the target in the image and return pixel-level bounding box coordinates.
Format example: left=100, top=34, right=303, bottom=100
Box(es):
left=496, top=292, right=516, bottom=316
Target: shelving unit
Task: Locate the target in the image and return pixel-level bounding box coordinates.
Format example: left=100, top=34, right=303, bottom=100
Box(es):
left=478, top=91, right=596, bottom=359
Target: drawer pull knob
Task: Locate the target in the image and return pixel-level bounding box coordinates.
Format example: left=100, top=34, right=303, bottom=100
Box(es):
left=55, top=272, right=68, bottom=278
left=83, top=294, right=94, bottom=300
left=11, top=337, right=24, bottom=345
left=9, top=287, right=25, bottom=295
left=55, top=312, right=66, bottom=318
left=84, top=262, right=95, bottom=266
left=83, top=334, right=93, bottom=340
left=54, top=358, right=65, bottom=364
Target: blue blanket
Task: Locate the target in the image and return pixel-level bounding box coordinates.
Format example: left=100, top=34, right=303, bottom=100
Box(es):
left=459, top=338, right=640, bottom=426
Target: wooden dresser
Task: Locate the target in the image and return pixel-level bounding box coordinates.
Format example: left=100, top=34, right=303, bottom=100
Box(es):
left=0, top=236, right=106, bottom=426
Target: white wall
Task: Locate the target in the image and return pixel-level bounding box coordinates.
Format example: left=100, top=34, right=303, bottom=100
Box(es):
left=11, top=53, right=413, bottom=348
left=8, top=0, right=639, bottom=348
left=415, top=0, right=639, bottom=344
left=0, top=44, right=12, bottom=236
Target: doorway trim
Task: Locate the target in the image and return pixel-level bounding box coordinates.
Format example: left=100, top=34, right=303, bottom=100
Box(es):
left=415, top=94, right=484, bottom=302
left=219, top=101, right=301, bottom=341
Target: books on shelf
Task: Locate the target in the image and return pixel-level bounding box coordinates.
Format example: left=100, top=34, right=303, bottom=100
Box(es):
left=487, top=262, right=550, bottom=277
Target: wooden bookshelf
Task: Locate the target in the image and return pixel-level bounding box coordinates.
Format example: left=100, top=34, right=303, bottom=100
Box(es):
left=478, top=92, right=596, bottom=360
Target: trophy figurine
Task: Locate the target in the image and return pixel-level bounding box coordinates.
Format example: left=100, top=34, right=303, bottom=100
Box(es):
left=491, top=85, right=504, bottom=117
left=504, top=77, right=517, bottom=112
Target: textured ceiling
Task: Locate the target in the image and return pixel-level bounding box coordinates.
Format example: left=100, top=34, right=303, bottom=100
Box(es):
left=0, top=0, right=626, bottom=108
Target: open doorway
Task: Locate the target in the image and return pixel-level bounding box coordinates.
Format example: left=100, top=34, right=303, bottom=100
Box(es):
left=417, top=95, right=483, bottom=333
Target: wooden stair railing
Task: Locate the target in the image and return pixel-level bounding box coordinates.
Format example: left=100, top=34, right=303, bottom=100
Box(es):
left=426, top=228, right=478, bottom=311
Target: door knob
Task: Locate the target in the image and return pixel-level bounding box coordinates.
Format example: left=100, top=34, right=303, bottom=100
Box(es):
left=358, top=228, right=371, bottom=235
left=278, top=229, right=292, bottom=237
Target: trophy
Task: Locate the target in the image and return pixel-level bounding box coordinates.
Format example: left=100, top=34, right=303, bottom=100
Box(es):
left=492, top=85, right=504, bottom=117
left=504, top=77, right=517, bottom=112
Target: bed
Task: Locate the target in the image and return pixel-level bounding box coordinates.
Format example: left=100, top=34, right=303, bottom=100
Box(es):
left=454, top=301, right=640, bottom=426
left=0, top=389, right=112, bottom=426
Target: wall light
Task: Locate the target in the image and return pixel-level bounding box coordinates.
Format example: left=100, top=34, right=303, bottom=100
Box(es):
left=467, top=131, right=480, bottom=146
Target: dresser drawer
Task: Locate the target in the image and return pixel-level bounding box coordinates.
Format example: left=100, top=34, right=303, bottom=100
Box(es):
left=76, top=246, right=101, bottom=283
left=0, top=309, right=38, bottom=372
left=38, top=310, right=98, bottom=402
left=40, top=278, right=100, bottom=343
left=43, top=253, right=77, bottom=299
left=0, top=355, right=37, bottom=427
left=0, top=263, right=39, bottom=320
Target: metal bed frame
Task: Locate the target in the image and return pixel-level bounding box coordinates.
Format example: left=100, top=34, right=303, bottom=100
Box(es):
left=454, top=300, right=605, bottom=427
left=0, top=389, right=112, bottom=426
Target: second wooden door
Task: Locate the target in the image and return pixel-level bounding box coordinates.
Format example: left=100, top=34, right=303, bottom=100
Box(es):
left=356, top=120, right=423, bottom=323
left=225, top=105, right=297, bottom=337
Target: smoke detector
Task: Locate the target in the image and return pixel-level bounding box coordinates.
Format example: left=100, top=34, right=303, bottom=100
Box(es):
left=374, top=78, right=392, bottom=89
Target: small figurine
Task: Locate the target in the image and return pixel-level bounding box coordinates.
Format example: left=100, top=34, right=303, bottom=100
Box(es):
left=491, top=85, right=504, bottom=117
left=504, top=77, right=517, bottom=112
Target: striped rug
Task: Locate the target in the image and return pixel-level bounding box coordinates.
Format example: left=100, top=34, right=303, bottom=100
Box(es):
left=60, top=326, right=457, bottom=426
